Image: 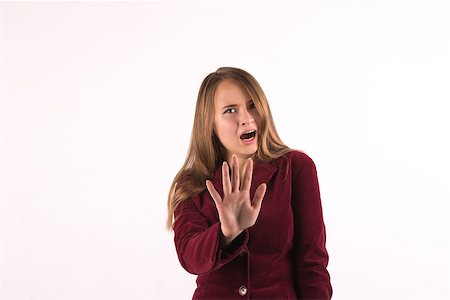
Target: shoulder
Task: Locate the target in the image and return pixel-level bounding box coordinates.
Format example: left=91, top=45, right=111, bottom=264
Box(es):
left=279, top=149, right=318, bottom=180
left=284, top=149, right=316, bottom=168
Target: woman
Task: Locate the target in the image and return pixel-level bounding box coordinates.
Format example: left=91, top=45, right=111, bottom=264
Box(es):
left=167, top=67, right=332, bottom=299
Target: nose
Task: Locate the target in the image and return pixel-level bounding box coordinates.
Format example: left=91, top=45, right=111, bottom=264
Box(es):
left=240, top=107, right=254, bottom=125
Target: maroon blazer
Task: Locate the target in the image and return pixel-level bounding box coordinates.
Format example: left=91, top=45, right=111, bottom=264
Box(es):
left=173, top=150, right=332, bottom=299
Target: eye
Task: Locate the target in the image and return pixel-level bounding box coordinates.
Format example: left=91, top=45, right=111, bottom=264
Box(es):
left=249, top=102, right=256, bottom=109
left=224, top=108, right=236, bottom=114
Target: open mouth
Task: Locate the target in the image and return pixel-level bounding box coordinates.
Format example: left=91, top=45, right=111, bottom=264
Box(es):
left=240, top=130, right=256, bottom=141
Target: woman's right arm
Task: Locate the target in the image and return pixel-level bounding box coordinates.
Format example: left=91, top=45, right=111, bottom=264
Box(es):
left=173, top=199, right=249, bottom=275
left=173, top=155, right=266, bottom=275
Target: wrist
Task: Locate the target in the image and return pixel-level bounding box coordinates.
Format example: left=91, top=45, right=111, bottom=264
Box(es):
left=220, top=226, right=243, bottom=247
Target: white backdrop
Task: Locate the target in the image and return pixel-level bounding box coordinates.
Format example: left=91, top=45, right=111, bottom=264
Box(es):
left=1, top=1, right=449, bottom=299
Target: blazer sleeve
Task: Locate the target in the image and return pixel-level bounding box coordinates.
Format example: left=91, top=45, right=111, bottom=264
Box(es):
left=173, top=196, right=249, bottom=275
left=291, top=153, right=333, bottom=299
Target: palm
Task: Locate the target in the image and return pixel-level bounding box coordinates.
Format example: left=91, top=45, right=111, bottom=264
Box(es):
left=216, top=189, right=257, bottom=234
left=206, top=154, right=267, bottom=237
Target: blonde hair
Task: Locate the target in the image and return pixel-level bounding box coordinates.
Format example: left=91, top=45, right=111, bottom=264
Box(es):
left=166, top=67, right=292, bottom=230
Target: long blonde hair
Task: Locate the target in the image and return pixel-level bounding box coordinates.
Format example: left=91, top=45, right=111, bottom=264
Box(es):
left=166, top=67, right=292, bottom=230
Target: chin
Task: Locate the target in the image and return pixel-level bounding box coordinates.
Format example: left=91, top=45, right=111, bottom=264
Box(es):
left=244, top=146, right=258, bottom=155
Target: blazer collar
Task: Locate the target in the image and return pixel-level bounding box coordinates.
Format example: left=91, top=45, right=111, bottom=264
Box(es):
left=210, top=158, right=279, bottom=199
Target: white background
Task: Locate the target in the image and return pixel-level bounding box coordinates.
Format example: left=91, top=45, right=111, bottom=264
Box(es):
left=1, top=1, right=449, bottom=299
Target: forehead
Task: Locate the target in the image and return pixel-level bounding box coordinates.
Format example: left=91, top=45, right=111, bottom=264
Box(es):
left=214, top=79, right=251, bottom=106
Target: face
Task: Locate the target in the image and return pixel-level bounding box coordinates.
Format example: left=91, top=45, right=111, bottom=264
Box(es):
left=213, top=79, right=261, bottom=163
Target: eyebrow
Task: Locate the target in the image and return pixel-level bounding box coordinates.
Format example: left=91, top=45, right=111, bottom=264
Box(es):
left=221, top=100, right=254, bottom=109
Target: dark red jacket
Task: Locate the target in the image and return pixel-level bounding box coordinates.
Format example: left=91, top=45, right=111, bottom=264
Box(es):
left=173, top=150, right=332, bottom=299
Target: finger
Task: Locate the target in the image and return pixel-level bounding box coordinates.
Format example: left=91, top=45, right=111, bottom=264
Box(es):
left=206, top=180, right=222, bottom=206
left=222, top=161, right=231, bottom=195
left=233, top=154, right=240, bottom=192
left=242, top=158, right=253, bottom=191
left=252, top=183, right=267, bottom=211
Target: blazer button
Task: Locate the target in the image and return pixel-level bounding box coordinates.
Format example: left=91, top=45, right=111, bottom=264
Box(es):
left=239, top=249, right=247, bottom=256
left=238, top=285, right=247, bottom=296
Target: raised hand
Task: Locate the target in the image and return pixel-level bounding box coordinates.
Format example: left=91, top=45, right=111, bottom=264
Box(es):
left=206, top=154, right=267, bottom=242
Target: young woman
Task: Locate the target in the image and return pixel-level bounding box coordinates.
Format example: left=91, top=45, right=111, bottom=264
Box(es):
left=167, top=67, right=332, bottom=299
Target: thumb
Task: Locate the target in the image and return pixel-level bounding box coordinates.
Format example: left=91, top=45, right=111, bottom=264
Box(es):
left=206, top=180, right=222, bottom=207
left=252, top=183, right=267, bottom=211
